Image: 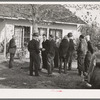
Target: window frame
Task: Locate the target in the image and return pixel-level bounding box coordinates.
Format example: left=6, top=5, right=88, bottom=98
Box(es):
left=49, top=28, right=62, bottom=40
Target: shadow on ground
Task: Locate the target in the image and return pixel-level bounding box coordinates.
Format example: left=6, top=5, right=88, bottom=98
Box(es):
left=0, top=60, right=90, bottom=89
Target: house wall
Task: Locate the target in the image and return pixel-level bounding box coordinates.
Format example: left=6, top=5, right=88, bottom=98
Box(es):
left=1, top=19, right=79, bottom=42
left=38, top=23, right=78, bottom=39
left=0, top=20, right=6, bottom=43
left=5, top=19, right=32, bottom=41
left=0, top=19, right=80, bottom=57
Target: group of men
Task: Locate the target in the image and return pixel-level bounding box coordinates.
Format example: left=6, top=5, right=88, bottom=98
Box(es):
left=7, top=31, right=100, bottom=88
left=7, top=32, right=94, bottom=77
left=28, top=32, right=75, bottom=76
left=77, top=35, right=94, bottom=77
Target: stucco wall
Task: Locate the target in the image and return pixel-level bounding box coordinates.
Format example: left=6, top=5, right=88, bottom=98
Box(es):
left=0, top=19, right=79, bottom=43
left=6, top=19, right=78, bottom=38
left=0, top=19, right=80, bottom=57
left=38, top=23, right=78, bottom=39
left=5, top=19, right=32, bottom=42
left=0, top=20, right=6, bottom=43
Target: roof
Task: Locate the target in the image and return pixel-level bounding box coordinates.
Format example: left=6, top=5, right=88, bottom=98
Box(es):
left=0, top=4, right=86, bottom=25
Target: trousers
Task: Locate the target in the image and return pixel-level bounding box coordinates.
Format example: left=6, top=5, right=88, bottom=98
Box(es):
left=29, top=52, right=40, bottom=76
left=47, top=54, right=54, bottom=75
left=9, top=53, right=15, bottom=68
left=67, top=52, right=73, bottom=70
left=77, top=55, right=85, bottom=75
left=59, top=57, right=68, bottom=74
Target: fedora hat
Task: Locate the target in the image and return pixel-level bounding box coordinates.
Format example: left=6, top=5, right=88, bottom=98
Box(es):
left=32, top=32, right=39, bottom=37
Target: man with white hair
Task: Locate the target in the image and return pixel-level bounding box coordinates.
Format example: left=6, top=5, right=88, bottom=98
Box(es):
left=84, top=35, right=94, bottom=73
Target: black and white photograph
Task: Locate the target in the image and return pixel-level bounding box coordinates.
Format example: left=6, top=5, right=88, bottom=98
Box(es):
left=0, top=1, right=100, bottom=94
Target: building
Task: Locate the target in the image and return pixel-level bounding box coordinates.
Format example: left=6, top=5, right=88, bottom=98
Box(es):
left=0, top=4, right=85, bottom=58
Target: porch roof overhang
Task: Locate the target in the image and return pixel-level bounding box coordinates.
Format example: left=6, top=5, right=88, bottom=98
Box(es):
left=0, top=15, right=85, bottom=26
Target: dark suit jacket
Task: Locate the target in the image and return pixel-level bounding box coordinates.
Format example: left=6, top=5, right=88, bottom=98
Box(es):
left=59, top=38, right=69, bottom=58
left=48, top=39, right=56, bottom=57
left=68, top=39, right=75, bottom=52
left=42, top=40, right=49, bottom=54
left=28, top=39, right=40, bottom=54
left=87, top=41, right=94, bottom=54
left=8, top=38, right=16, bottom=54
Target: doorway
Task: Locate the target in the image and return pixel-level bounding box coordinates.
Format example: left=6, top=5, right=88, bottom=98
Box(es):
left=14, top=26, right=30, bottom=58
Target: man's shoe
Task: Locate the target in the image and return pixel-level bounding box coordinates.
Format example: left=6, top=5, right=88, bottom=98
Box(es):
left=86, top=82, right=92, bottom=87
left=30, top=73, right=33, bottom=76
left=30, top=75, right=33, bottom=76
left=35, top=74, right=40, bottom=76
left=48, top=74, right=53, bottom=77
left=9, top=66, right=13, bottom=68
left=68, top=68, right=71, bottom=71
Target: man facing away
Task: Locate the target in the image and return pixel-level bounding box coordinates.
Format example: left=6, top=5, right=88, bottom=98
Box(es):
left=8, top=35, right=16, bottom=68
left=28, top=32, right=40, bottom=76
left=47, top=34, right=56, bottom=76
left=59, top=35, right=69, bottom=74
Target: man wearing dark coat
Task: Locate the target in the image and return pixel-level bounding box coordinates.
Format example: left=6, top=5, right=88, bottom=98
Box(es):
left=59, top=35, right=69, bottom=74
left=47, top=34, right=56, bottom=76
left=8, top=35, right=16, bottom=68
left=67, top=32, right=75, bottom=70
left=28, top=33, right=40, bottom=76
left=42, top=34, right=49, bottom=69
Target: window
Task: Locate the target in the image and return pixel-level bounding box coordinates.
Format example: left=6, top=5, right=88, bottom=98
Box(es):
left=14, top=26, right=30, bottom=49
left=38, top=28, right=47, bottom=37
left=49, top=29, right=62, bottom=40
left=24, top=27, right=30, bottom=47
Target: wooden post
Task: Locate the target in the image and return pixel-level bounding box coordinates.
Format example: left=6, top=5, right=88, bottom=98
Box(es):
left=30, top=26, right=32, bottom=40
left=47, top=28, right=49, bottom=40
left=4, top=24, right=6, bottom=58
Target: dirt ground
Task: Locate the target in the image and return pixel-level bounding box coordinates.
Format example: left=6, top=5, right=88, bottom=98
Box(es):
left=0, top=58, right=89, bottom=89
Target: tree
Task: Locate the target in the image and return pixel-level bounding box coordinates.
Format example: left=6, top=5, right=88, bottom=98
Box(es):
left=65, top=4, right=100, bottom=47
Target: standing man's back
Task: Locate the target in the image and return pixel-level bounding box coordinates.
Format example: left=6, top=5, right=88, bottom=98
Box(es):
left=59, top=35, right=69, bottom=74
left=28, top=32, right=40, bottom=76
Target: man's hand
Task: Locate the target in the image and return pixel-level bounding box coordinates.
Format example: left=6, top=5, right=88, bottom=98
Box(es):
left=42, top=48, right=45, bottom=51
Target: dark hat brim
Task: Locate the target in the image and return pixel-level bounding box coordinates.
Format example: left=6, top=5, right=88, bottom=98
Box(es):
left=32, top=33, right=39, bottom=37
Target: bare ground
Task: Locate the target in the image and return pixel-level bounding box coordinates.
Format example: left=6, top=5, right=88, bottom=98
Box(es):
left=0, top=59, right=89, bottom=89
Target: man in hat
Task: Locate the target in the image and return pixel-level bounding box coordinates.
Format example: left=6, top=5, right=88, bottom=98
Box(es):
left=47, top=34, right=56, bottom=76
left=67, top=32, right=75, bottom=70
left=28, top=32, right=40, bottom=76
